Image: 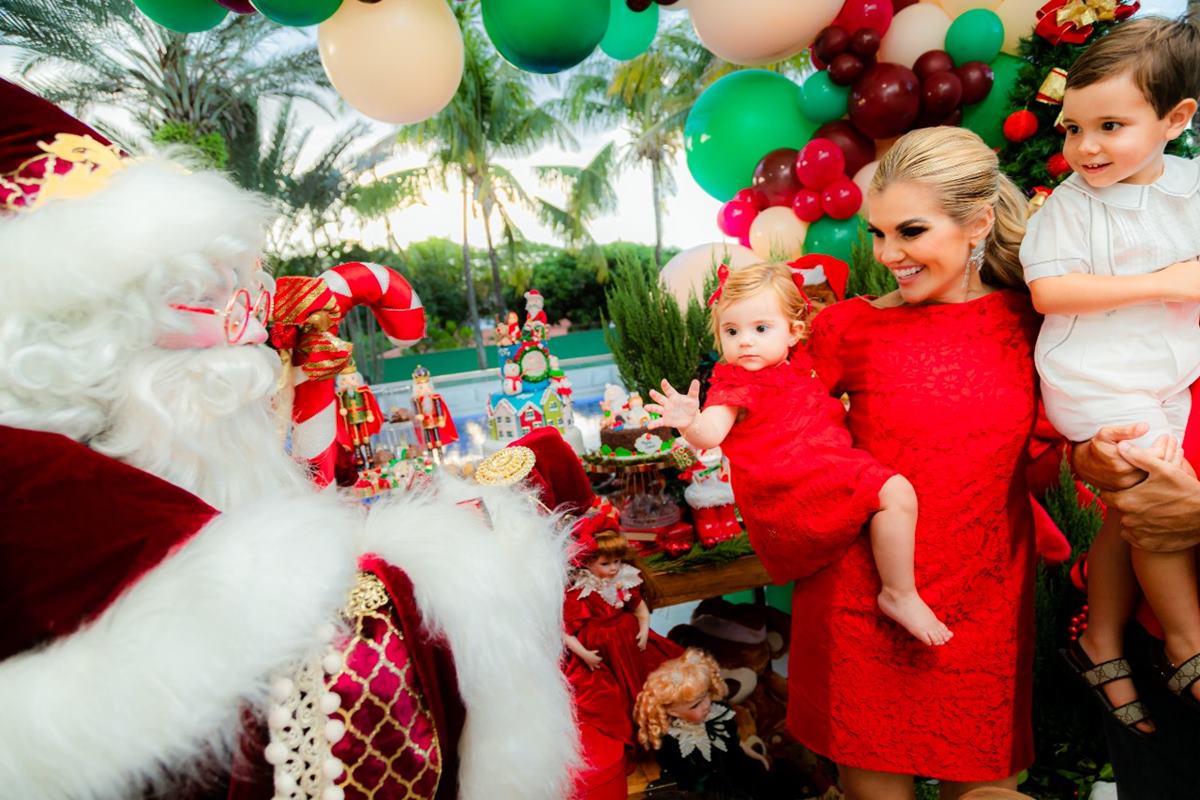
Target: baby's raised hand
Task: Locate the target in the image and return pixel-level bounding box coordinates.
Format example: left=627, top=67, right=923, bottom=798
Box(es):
left=645, top=379, right=701, bottom=431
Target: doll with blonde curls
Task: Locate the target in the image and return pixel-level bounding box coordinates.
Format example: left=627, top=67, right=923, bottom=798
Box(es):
left=634, top=648, right=776, bottom=798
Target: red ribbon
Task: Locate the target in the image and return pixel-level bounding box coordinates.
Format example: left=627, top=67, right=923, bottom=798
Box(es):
left=1034, top=0, right=1138, bottom=45
left=706, top=263, right=730, bottom=307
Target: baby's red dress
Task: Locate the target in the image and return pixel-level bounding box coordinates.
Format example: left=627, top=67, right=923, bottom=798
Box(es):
left=789, top=291, right=1039, bottom=781
left=705, top=348, right=895, bottom=583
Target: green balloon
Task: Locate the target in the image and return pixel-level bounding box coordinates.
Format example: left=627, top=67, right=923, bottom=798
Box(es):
left=685, top=70, right=817, bottom=202
left=483, top=0, right=609, bottom=74
left=961, top=53, right=1024, bottom=149
left=800, top=70, right=850, bottom=125
left=804, top=216, right=866, bottom=264
left=600, top=0, right=658, bottom=61
left=134, top=0, right=227, bottom=32
left=250, top=0, right=342, bottom=27
left=944, top=9, right=1005, bottom=66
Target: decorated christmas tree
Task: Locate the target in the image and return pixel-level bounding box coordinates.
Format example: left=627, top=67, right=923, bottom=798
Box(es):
left=997, top=0, right=1198, bottom=197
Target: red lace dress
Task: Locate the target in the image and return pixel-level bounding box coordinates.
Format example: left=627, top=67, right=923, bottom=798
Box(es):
left=791, top=291, right=1039, bottom=781
left=705, top=351, right=896, bottom=584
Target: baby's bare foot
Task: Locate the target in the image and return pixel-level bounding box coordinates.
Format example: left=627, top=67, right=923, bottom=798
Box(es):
left=878, top=588, right=953, bottom=646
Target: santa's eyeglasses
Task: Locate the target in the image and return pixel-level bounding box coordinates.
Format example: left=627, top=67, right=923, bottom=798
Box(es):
left=170, top=285, right=272, bottom=345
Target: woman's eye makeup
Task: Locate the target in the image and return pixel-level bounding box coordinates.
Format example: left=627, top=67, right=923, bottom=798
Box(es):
left=899, top=225, right=926, bottom=239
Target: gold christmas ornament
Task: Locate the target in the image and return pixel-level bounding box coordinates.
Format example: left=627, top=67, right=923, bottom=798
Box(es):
left=474, top=446, right=536, bottom=486
left=1036, top=67, right=1068, bottom=105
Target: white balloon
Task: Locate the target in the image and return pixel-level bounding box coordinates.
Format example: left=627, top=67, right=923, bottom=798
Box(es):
left=318, top=0, right=464, bottom=124
left=852, top=160, right=880, bottom=218
left=660, top=242, right=760, bottom=307
left=747, top=206, right=808, bottom=260
left=996, top=0, right=1047, bottom=54
left=688, top=0, right=842, bottom=66
left=937, top=0, right=999, bottom=18
left=878, top=3, right=953, bottom=69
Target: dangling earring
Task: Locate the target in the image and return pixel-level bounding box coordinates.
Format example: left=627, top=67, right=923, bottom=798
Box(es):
left=963, top=239, right=986, bottom=288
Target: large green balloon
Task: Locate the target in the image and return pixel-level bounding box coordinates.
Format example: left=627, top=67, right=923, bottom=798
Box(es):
left=483, top=0, right=609, bottom=74
left=800, top=70, right=850, bottom=125
left=600, top=0, right=658, bottom=61
left=961, top=52, right=1023, bottom=149
left=944, top=9, right=1005, bottom=66
left=134, top=0, right=227, bottom=32
left=685, top=70, right=817, bottom=202
left=250, top=0, right=342, bottom=27
left=804, top=215, right=866, bottom=264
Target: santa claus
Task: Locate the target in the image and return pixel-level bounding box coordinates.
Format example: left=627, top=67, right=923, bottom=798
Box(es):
left=0, top=80, right=576, bottom=799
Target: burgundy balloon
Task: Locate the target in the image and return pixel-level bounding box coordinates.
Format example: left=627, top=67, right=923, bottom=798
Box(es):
left=814, top=26, right=851, bottom=64
left=626, top=0, right=654, bottom=10
left=849, top=27, right=881, bottom=58
left=849, top=62, right=921, bottom=140
left=810, top=45, right=828, bottom=71
left=921, top=71, right=963, bottom=116
left=813, top=120, right=875, bottom=178
left=821, top=178, right=863, bottom=220
left=216, top=0, right=256, bottom=11
left=913, top=104, right=963, bottom=129
left=913, top=50, right=955, bottom=81
left=717, top=199, right=759, bottom=239
left=954, top=61, right=995, bottom=105
left=751, top=148, right=802, bottom=207
left=828, top=52, right=866, bottom=86
left=795, top=138, right=846, bottom=191
left=837, top=0, right=894, bottom=36
left=733, top=187, right=769, bottom=210
left=893, top=0, right=920, bottom=9
left=792, top=189, right=824, bottom=223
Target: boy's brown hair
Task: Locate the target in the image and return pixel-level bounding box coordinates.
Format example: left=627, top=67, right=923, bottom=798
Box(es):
left=1066, top=10, right=1200, bottom=117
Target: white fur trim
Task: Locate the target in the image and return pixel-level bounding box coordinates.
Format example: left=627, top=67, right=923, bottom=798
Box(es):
left=0, top=155, right=272, bottom=315
left=363, top=477, right=580, bottom=800
left=0, top=490, right=359, bottom=799
left=684, top=479, right=735, bottom=509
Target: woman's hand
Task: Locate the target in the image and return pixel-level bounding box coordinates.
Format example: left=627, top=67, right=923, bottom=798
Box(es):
left=1102, top=442, right=1200, bottom=552
left=646, top=379, right=701, bottom=432
left=1072, top=423, right=1150, bottom=491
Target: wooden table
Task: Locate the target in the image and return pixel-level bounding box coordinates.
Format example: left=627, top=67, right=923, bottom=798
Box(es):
left=642, top=554, right=773, bottom=609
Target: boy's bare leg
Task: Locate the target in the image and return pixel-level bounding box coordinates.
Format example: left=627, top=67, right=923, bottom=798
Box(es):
left=872, top=475, right=953, bottom=646
left=1132, top=545, right=1200, bottom=701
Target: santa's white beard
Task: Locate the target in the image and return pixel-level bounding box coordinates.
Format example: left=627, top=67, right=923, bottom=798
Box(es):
left=94, top=345, right=309, bottom=510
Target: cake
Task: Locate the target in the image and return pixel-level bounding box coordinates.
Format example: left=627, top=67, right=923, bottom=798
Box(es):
left=596, top=384, right=674, bottom=460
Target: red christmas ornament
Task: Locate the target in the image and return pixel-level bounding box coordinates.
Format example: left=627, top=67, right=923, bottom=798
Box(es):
left=1003, top=109, right=1038, bottom=143
left=1047, top=152, right=1072, bottom=178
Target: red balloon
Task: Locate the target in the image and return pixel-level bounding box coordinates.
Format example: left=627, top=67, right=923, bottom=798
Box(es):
left=837, top=0, right=894, bottom=36
left=813, top=120, right=875, bottom=178
left=216, top=0, right=256, bottom=11
left=792, top=189, right=824, bottom=222
left=829, top=53, right=866, bottom=86
left=733, top=187, right=769, bottom=210
left=795, top=138, right=846, bottom=191
left=814, top=26, right=850, bottom=64
left=821, top=177, right=863, bottom=220
left=849, top=27, right=881, bottom=59
left=913, top=50, right=954, bottom=81
left=1003, top=109, right=1039, bottom=142
left=954, top=61, right=995, bottom=105
left=921, top=71, right=962, bottom=116
left=849, top=63, right=921, bottom=140
left=751, top=147, right=801, bottom=207
left=717, top=199, right=759, bottom=238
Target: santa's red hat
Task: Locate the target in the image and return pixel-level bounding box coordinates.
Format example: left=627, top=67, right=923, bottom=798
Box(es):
left=0, top=80, right=272, bottom=315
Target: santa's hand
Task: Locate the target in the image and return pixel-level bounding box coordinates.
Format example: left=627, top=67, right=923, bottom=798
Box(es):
left=636, top=625, right=649, bottom=651
left=1102, top=441, right=1200, bottom=552
left=646, top=379, right=700, bottom=431
left=582, top=649, right=603, bottom=670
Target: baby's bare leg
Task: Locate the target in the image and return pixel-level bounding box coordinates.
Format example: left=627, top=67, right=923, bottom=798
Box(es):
left=1132, top=545, right=1200, bottom=700
left=872, top=474, right=952, bottom=646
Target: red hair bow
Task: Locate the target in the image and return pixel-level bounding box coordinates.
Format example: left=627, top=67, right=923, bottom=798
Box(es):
left=706, top=263, right=730, bottom=307
left=570, top=510, right=619, bottom=567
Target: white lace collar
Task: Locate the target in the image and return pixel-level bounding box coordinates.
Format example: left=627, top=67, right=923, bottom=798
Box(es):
left=570, top=563, right=643, bottom=608
left=668, top=702, right=734, bottom=762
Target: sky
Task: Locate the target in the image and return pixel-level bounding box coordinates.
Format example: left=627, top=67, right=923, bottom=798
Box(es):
left=2, top=0, right=1187, bottom=255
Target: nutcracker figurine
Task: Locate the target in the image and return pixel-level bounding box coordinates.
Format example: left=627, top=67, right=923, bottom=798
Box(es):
left=411, top=365, right=458, bottom=460
left=335, top=364, right=383, bottom=471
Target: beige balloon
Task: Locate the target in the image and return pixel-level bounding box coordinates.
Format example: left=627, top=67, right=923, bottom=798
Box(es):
left=747, top=207, right=809, bottom=261
left=996, top=0, right=1046, bottom=54
left=318, top=0, right=464, bottom=125
left=688, top=0, right=842, bottom=66
left=937, top=0, right=999, bottom=18
left=878, top=3, right=953, bottom=69
left=852, top=160, right=880, bottom=218
left=660, top=242, right=760, bottom=307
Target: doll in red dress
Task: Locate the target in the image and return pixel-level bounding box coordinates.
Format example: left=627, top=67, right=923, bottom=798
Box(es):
left=647, top=262, right=952, bottom=645
left=563, top=515, right=683, bottom=713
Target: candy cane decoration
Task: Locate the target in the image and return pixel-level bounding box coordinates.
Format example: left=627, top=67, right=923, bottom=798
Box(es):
left=289, top=262, right=425, bottom=485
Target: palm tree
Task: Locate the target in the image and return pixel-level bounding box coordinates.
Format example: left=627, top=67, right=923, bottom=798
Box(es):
left=386, top=0, right=574, bottom=368
left=535, top=141, right=620, bottom=279
left=0, top=0, right=330, bottom=169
